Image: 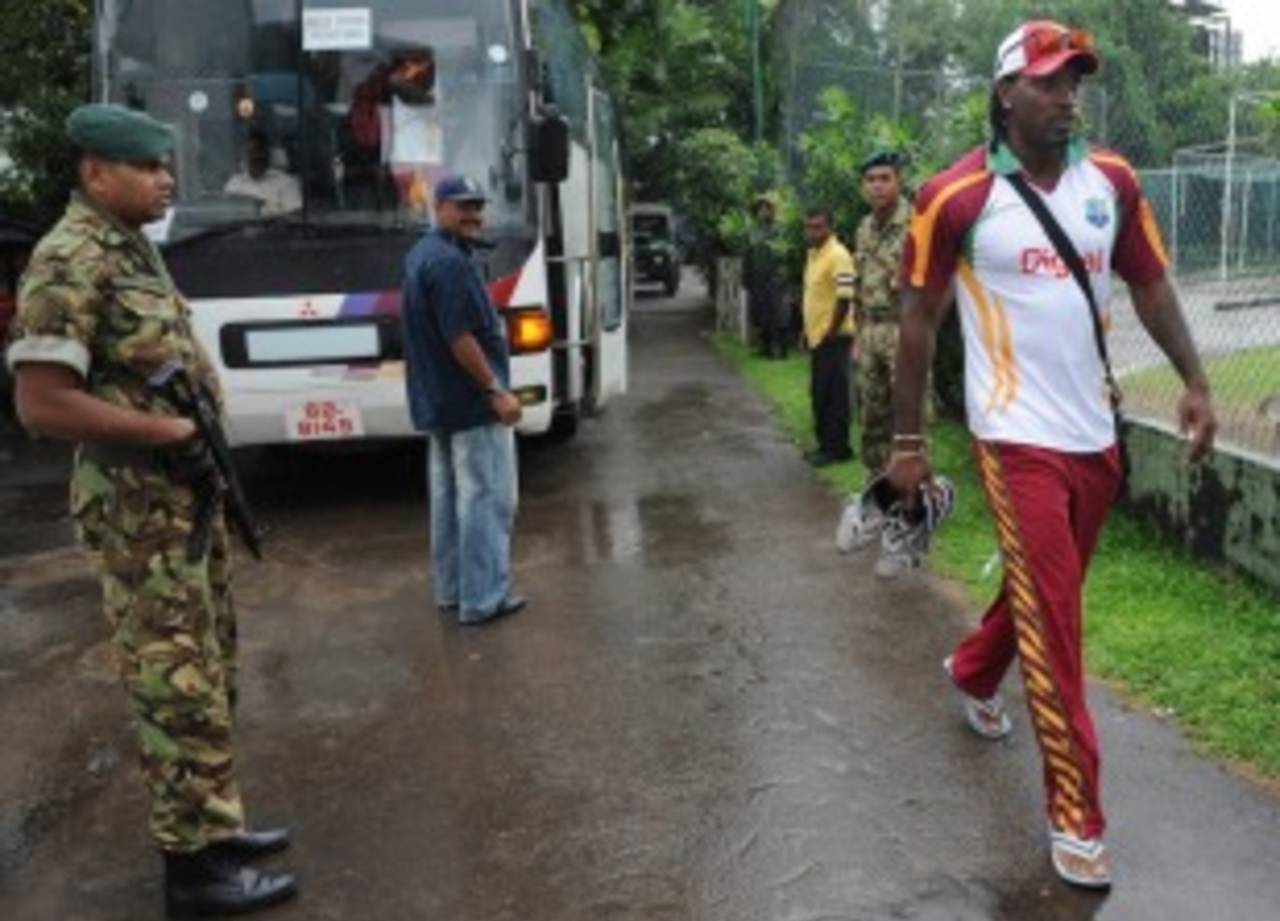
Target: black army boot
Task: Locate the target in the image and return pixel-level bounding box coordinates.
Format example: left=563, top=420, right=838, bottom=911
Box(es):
left=164, top=847, right=298, bottom=917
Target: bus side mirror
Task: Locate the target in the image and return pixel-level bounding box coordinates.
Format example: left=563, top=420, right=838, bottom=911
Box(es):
left=529, top=112, right=569, bottom=184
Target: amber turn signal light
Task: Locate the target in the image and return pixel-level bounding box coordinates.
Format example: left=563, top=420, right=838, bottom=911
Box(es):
left=507, top=308, right=553, bottom=354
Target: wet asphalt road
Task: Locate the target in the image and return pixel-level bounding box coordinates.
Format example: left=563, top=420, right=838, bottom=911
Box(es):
left=2, top=282, right=1279, bottom=921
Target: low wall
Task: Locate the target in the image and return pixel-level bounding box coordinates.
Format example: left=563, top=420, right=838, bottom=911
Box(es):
left=1124, top=416, right=1280, bottom=591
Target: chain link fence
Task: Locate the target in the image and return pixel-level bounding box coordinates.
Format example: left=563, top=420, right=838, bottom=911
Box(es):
left=775, top=34, right=1280, bottom=458
left=1125, top=144, right=1280, bottom=457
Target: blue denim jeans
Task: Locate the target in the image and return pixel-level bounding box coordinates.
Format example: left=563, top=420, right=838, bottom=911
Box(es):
left=427, top=424, right=517, bottom=621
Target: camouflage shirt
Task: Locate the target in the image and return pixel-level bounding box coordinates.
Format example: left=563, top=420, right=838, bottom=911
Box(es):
left=6, top=192, right=217, bottom=413
left=852, top=196, right=911, bottom=324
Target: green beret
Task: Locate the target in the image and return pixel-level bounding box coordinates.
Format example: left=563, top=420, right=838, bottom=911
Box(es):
left=66, top=104, right=175, bottom=162
left=859, top=149, right=903, bottom=175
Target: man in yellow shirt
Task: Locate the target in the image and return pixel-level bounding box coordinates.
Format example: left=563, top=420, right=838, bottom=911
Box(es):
left=802, top=207, right=856, bottom=466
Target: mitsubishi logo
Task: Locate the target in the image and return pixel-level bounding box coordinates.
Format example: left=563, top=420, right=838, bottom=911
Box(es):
left=300, top=300, right=318, bottom=318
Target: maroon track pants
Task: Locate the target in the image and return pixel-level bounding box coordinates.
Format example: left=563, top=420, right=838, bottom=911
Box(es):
left=950, top=440, right=1123, bottom=840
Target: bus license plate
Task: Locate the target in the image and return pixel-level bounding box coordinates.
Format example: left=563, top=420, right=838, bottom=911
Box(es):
left=285, top=400, right=365, bottom=441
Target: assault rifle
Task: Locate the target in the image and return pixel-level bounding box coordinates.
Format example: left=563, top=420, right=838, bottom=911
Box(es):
left=148, top=360, right=264, bottom=561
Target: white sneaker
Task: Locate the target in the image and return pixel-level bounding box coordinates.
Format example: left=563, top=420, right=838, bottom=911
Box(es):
left=943, top=656, right=1012, bottom=740
left=871, top=476, right=956, bottom=578
left=836, top=494, right=885, bottom=553
left=874, top=508, right=928, bottom=578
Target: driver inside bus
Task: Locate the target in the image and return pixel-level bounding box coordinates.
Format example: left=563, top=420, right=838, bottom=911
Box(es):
left=224, top=130, right=302, bottom=217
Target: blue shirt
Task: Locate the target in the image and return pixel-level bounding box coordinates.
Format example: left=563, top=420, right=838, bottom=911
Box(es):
left=401, top=229, right=510, bottom=433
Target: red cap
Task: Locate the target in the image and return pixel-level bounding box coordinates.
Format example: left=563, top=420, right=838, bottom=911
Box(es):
left=994, top=20, right=1100, bottom=81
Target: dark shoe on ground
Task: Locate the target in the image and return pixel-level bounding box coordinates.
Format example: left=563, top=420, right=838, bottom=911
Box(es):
left=807, top=449, right=853, bottom=468
left=460, top=595, right=527, bottom=626
left=437, top=600, right=460, bottom=614
left=211, top=828, right=291, bottom=860
left=165, top=848, right=298, bottom=917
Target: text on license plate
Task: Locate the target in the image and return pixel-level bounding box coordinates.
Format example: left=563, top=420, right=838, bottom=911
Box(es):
left=285, top=400, right=365, bottom=441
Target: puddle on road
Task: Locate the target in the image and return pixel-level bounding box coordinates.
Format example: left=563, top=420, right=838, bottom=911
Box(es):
left=634, top=382, right=718, bottom=441
left=554, top=494, right=731, bottom=567
left=871, top=875, right=1107, bottom=921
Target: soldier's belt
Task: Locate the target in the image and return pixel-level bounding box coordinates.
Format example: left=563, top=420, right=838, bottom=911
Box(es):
left=80, top=442, right=163, bottom=470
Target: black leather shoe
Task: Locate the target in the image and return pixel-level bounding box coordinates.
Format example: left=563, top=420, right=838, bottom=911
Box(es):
left=460, top=595, right=527, bottom=626
left=165, top=848, right=297, bottom=917
left=212, top=828, right=291, bottom=859
left=807, top=450, right=852, bottom=468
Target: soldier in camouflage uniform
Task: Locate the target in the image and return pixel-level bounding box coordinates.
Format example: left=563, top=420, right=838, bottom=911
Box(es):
left=852, top=151, right=912, bottom=473
left=6, top=105, right=296, bottom=917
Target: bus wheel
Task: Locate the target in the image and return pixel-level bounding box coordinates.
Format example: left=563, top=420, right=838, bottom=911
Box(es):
left=664, top=272, right=679, bottom=297
left=548, top=407, right=579, bottom=442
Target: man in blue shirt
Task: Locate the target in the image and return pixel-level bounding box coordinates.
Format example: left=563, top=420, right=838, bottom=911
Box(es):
left=401, top=175, right=526, bottom=625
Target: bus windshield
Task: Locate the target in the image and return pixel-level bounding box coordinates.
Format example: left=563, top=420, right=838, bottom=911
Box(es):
left=98, top=0, right=526, bottom=243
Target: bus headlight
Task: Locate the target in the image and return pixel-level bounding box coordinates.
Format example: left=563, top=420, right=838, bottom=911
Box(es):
left=507, top=307, right=553, bottom=354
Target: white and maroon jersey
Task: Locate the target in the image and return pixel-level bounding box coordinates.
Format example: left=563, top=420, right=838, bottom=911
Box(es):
left=902, top=140, right=1169, bottom=453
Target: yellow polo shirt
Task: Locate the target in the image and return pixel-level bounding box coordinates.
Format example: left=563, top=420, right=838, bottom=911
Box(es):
left=803, top=235, right=856, bottom=347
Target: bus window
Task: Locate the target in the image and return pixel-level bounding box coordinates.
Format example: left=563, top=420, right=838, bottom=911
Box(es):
left=533, top=0, right=591, bottom=138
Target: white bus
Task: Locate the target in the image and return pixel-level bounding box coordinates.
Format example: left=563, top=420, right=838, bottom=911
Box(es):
left=93, top=0, right=628, bottom=445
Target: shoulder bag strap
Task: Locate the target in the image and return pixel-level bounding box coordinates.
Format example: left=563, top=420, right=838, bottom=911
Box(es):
left=1005, top=172, right=1122, bottom=412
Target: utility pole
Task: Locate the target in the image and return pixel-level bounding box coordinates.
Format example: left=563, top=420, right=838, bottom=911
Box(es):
left=746, top=0, right=764, bottom=141
left=1221, top=89, right=1280, bottom=282
left=1221, top=91, right=1237, bottom=283
left=893, top=28, right=904, bottom=124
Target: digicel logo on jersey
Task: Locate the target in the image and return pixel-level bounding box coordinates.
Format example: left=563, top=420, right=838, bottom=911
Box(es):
left=1020, top=247, right=1105, bottom=279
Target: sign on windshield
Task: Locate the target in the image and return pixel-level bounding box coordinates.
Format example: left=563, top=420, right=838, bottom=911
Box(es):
left=302, top=8, right=373, bottom=51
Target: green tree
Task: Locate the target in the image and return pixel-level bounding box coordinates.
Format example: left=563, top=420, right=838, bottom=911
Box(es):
left=575, top=0, right=758, bottom=203
left=669, top=128, right=781, bottom=278
left=795, top=87, right=917, bottom=233
left=0, top=0, right=91, bottom=227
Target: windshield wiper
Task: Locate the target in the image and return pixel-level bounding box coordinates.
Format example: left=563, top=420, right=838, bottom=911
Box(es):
left=163, top=216, right=311, bottom=250
left=300, top=219, right=422, bottom=237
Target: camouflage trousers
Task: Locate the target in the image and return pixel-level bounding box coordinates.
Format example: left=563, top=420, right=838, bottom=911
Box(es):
left=73, top=458, right=246, bottom=853
left=857, top=321, right=898, bottom=473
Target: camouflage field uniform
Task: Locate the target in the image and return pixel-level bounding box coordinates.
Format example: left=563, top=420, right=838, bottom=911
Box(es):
left=7, top=194, right=246, bottom=853
left=853, top=198, right=911, bottom=472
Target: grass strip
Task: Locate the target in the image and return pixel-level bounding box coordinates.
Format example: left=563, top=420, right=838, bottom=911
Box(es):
left=1122, top=344, right=1280, bottom=455
left=1123, top=345, right=1280, bottom=413
left=716, top=334, right=1280, bottom=778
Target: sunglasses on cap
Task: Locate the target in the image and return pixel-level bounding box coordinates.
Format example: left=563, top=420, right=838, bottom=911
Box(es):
left=996, top=22, right=1099, bottom=81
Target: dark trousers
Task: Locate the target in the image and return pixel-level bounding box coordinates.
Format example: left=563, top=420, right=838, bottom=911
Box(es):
left=809, top=336, right=852, bottom=456
left=755, top=322, right=791, bottom=359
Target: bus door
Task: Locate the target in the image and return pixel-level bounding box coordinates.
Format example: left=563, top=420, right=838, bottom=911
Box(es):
left=586, top=85, right=628, bottom=409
